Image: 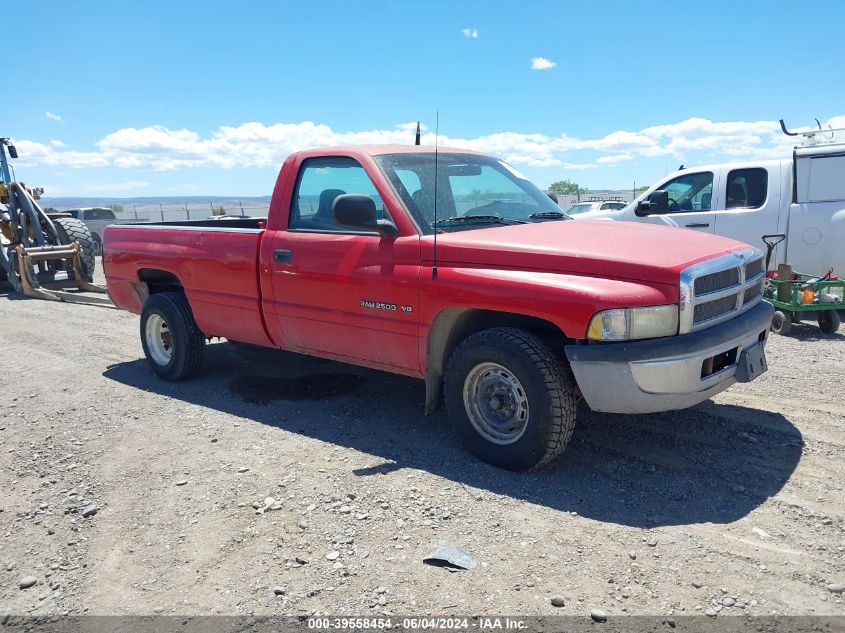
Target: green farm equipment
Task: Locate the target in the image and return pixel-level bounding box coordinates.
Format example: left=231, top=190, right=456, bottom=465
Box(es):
left=762, top=234, right=844, bottom=335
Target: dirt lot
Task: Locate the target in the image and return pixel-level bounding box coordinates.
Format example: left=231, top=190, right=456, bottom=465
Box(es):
left=1, top=260, right=843, bottom=619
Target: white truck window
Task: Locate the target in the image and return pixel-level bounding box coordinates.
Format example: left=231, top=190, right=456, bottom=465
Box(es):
left=726, top=168, right=768, bottom=209
left=800, top=155, right=845, bottom=202
left=661, top=172, right=713, bottom=212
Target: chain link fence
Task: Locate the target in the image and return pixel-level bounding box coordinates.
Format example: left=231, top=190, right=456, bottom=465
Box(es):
left=48, top=201, right=272, bottom=222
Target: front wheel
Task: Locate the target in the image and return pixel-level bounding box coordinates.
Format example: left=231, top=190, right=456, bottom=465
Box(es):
left=818, top=310, right=841, bottom=334
left=140, top=292, right=205, bottom=380
left=770, top=310, right=792, bottom=336
left=444, top=327, right=577, bottom=471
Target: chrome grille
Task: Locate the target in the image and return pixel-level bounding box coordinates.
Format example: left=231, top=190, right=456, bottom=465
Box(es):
left=679, top=249, right=765, bottom=334
left=744, top=257, right=764, bottom=280
left=693, top=295, right=739, bottom=323
left=694, top=268, right=740, bottom=295
left=743, top=280, right=764, bottom=305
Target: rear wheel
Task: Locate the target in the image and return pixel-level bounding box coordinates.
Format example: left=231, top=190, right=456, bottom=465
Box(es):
left=53, top=217, right=95, bottom=281
left=444, top=327, right=577, bottom=471
left=818, top=310, right=841, bottom=334
left=770, top=310, right=792, bottom=336
left=141, top=292, right=205, bottom=380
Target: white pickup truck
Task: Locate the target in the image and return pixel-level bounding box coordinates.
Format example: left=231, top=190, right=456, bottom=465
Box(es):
left=575, top=133, right=845, bottom=275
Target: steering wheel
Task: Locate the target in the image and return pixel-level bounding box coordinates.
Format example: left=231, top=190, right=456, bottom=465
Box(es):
left=667, top=198, right=680, bottom=211
left=462, top=201, right=503, bottom=216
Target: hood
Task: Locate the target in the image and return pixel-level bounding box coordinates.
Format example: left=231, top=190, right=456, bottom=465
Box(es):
left=424, top=220, right=753, bottom=286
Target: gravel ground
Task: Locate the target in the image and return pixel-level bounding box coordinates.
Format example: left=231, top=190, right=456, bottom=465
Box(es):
left=0, top=259, right=843, bottom=618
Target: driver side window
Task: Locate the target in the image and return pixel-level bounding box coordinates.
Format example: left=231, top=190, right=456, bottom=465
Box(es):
left=661, top=172, right=714, bottom=213
left=289, top=157, right=385, bottom=232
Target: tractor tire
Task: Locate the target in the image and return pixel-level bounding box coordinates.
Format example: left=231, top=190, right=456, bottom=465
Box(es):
left=53, top=217, right=95, bottom=282
left=140, top=292, right=205, bottom=381
left=770, top=310, right=792, bottom=336
left=818, top=310, right=841, bottom=334
left=444, top=327, right=577, bottom=471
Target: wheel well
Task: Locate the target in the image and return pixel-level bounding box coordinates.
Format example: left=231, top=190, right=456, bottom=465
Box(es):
left=424, top=308, right=570, bottom=414
left=138, top=268, right=183, bottom=295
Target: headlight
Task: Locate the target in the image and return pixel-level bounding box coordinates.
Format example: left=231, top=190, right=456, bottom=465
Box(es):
left=587, top=305, right=679, bottom=341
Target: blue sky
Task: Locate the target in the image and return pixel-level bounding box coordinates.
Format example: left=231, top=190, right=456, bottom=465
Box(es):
left=6, top=0, right=845, bottom=197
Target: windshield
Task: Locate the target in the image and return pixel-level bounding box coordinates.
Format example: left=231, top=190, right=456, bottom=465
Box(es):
left=375, top=152, right=568, bottom=233
left=565, top=203, right=596, bottom=215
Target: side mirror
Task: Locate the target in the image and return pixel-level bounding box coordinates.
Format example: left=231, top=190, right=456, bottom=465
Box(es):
left=546, top=191, right=559, bottom=204
left=636, top=189, right=669, bottom=216
left=8, top=144, right=18, bottom=159
left=333, top=194, right=398, bottom=237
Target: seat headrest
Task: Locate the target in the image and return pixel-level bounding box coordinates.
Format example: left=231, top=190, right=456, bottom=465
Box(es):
left=316, top=188, right=346, bottom=220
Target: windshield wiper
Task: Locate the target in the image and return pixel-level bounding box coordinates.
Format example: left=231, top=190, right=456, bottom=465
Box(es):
left=527, top=211, right=569, bottom=220
left=433, top=215, right=526, bottom=227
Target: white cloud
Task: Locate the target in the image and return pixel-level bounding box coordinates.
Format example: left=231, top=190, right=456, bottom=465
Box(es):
left=45, top=112, right=63, bottom=122
left=50, top=139, right=67, bottom=148
left=14, top=115, right=845, bottom=177
left=462, top=28, right=478, bottom=39
left=530, top=57, right=556, bottom=70
left=14, top=139, right=108, bottom=168
left=596, top=154, right=633, bottom=165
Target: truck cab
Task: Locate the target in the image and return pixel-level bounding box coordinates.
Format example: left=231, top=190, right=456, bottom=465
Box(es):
left=66, top=207, right=118, bottom=255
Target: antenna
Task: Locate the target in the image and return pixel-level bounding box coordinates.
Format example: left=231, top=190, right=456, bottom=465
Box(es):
left=414, top=122, right=421, bottom=146
left=432, top=111, right=439, bottom=280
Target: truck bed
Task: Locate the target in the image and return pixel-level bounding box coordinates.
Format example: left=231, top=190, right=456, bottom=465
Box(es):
left=103, top=219, right=274, bottom=347
left=135, top=218, right=266, bottom=230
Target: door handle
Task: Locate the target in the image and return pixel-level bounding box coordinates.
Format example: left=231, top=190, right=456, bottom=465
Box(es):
left=685, top=223, right=710, bottom=228
left=273, top=249, right=292, bottom=264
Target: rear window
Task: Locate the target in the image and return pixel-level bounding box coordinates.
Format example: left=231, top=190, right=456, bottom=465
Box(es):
left=726, top=168, right=768, bottom=209
left=87, top=208, right=115, bottom=220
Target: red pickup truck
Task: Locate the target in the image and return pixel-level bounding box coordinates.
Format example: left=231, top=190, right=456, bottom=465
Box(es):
left=104, top=145, right=773, bottom=470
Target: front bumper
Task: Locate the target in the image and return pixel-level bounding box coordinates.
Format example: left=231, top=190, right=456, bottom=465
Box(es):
left=564, top=301, right=774, bottom=414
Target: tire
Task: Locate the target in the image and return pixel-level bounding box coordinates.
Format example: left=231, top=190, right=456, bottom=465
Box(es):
left=444, top=327, right=577, bottom=471
left=140, top=292, right=205, bottom=381
left=53, top=217, right=95, bottom=281
left=818, top=310, right=841, bottom=334
left=770, top=310, right=792, bottom=336
left=92, top=232, right=103, bottom=256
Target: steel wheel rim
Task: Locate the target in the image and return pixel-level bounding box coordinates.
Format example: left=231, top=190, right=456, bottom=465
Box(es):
left=462, top=362, right=530, bottom=445
left=145, top=313, right=173, bottom=366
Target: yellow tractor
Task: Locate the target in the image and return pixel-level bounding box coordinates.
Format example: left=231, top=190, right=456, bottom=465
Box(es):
left=1, top=137, right=110, bottom=305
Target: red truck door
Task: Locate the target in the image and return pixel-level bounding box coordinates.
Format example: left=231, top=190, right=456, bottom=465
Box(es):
left=266, top=156, right=422, bottom=373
